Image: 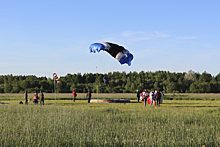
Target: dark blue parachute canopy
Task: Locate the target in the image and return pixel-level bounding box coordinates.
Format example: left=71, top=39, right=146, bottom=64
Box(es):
left=89, top=42, right=133, bottom=66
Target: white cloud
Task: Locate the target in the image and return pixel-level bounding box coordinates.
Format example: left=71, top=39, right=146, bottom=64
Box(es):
left=121, top=31, right=169, bottom=41
left=177, top=36, right=198, bottom=40
left=121, top=31, right=145, bottom=37
left=198, top=53, right=214, bottom=59
left=154, top=31, right=170, bottom=38
left=203, top=43, right=214, bottom=48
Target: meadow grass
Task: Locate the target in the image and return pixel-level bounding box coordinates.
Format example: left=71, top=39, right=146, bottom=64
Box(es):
left=164, top=93, right=220, bottom=101
left=0, top=94, right=220, bottom=146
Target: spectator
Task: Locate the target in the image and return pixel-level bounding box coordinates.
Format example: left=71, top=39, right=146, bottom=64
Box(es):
left=24, top=90, right=28, bottom=105
left=136, top=90, right=140, bottom=103
left=86, top=90, right=92, bottom=103
left=34, top=90, right=39, bottom=105
left=72, top=89, right=77, bottom=102
left=156, top=90, right=161, bottom=107
left=40, top=91, right=44, bottom=105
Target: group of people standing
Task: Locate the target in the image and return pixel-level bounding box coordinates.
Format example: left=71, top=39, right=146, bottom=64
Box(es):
left=136, top=89, right=164, bottom=108
left=72, top=89, right=92, bottom=103
left=23, top=89, right=162, bottom=106
left=24, top=90, right=44, bottom=105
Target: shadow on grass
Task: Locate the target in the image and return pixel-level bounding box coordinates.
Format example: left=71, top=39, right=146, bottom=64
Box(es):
left=45, top=98, right=87, bottom=100
left=130, top=101, right=139, bottom=103
left=163, top=103, right=202, bottom=105
left=171, top=105, right=220, bottom=108
left=50, top=103, right=79, bottom=106
left=164, top=95, right=188, bottom=97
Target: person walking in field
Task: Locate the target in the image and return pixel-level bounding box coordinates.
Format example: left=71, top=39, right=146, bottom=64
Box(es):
left=136, top=89, right=140, bottom=103
left=72, top=89, right=77, bottom=102
left=34, top=90, right=39, bottom=105
left=160, top=91, right=164, bottom=104
left=156, top=90, right=161, bottom=107
left=39, top=91, right=44, bottom=105
left=149, top=90, right=156, bottom=108
left=24, top=90, right=28, bottom=105
left=142, top=89, right=149, bottom=107
left=86, top=90, right=92, bottom=103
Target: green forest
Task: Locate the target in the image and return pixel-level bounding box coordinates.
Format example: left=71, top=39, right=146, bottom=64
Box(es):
left=0, top=70, right=220, bottom=93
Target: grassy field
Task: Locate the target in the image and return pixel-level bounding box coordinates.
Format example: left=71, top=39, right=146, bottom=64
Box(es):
left=0, top=93, right=220, bottom=146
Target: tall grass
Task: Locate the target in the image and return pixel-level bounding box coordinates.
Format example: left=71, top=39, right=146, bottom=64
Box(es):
left=0, top=101, right=219, bottom=146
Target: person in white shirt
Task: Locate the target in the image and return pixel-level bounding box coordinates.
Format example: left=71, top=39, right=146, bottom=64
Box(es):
left=142, top=89, right=149, bottom=107
left=149, top=90, right=156, bottom=108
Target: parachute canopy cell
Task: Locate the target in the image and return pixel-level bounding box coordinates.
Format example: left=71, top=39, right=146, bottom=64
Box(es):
left=89, top=42, right=133, bottom=66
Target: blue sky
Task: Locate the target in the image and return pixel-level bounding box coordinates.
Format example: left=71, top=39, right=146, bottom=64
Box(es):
left=1, top=0, right=220, bottom=78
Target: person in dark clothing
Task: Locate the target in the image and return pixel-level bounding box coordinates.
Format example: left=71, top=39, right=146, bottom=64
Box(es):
left=86, top=90, right=92, bottom=103
left=156, top=90, right=161, bottom=107
left=103, top=75, right=109, bottom=85
left=136, top=90, right=140, bottom=103
left=143, top=89, right=149, bottom=107
left=39, top=91, right=44, bottom=105
left=24, top=90, right=28, bottom=105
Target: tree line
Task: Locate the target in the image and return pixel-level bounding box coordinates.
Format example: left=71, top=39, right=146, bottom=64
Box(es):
left=0, top=70, right=220, bottom=93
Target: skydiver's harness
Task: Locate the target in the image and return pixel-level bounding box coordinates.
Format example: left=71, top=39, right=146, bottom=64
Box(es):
left=103, top=76, right=108, bottom=83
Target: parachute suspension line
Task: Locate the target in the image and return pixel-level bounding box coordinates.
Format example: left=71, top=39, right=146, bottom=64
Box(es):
left=96, top=53, right=106, bottom=73
left=96, top=66, right=98, bottom=99
left=110, top=60, right=118, bottom=72
left=97, top=52, right=118, bottom=73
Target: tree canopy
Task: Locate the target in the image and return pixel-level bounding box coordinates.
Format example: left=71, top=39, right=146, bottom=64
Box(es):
left=0, top=70, right=220, bottom=93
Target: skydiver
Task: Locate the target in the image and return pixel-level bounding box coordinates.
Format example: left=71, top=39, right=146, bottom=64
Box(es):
left=149, top=90, right=156, bottom=108
left=103, top=75, right=109, bottom=85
